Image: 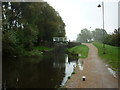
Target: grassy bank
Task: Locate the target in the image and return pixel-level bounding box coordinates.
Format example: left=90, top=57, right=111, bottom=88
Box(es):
left=23, top=46, right=53, bottom=57
left=93, top=42, right=119, bottom=70
left=67, top=45, right=89, bottom=58
left=33, top=46, right=53, bottom=51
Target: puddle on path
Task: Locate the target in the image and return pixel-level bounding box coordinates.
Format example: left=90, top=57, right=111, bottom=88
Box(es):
left=107, top=68, right=117, bottom=78
left=105, top=64, right=117, bottom=78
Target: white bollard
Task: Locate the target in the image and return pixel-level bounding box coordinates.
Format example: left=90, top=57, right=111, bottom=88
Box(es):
left=82, top=76, right=86, bottom=81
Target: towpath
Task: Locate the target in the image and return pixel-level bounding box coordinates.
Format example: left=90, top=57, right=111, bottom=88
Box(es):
left=65, top=43, right=118, bottom=88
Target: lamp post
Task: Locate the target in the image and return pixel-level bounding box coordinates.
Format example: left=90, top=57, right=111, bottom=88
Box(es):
left=98, top=1, right=106, bottom=54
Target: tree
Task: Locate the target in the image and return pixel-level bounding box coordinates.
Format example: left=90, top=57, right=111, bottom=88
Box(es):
left=77, top=28, right=92, bottom=43
left=92, top=28, right=107, bottom=43
left=104, top=28, right=120, bottom=47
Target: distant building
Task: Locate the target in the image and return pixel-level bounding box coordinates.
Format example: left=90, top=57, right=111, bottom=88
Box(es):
left=53, top=37, right=67, bottom=42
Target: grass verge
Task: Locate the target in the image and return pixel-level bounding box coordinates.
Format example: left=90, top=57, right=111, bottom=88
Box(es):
left=93, top=42, right=119, bottom=71
left=67, top=45, right=89, bottom=58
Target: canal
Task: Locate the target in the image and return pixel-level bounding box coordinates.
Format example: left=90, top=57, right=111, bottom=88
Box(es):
left=3, top=51, right=78, bottom=88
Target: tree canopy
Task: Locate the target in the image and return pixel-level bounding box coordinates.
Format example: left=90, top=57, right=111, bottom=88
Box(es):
left=92, top=28, right=107, bottom=43
left=2, top=2, right=66, bottom=57
left=77, top=28, right=92, bottom=43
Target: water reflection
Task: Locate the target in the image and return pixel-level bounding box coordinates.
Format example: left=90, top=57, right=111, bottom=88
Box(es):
left=61, top=54, right=77, bottom=86
left=3, top=51, right=78, bottom=88
left=78, top=59, right=84, bottom=71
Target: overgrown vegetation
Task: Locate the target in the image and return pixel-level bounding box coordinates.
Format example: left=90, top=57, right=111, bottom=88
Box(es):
left=93, top=42, right=119, bottom=71
left=2, top=2, right=65, bottom=57
left=67, top=45, right=89, bottom=59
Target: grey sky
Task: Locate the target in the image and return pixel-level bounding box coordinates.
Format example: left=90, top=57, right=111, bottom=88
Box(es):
left=45, top=0, right=118, bottom=41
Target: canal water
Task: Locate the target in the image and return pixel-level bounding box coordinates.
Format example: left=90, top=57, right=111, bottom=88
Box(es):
left=3, top=51, right=78, bottom=88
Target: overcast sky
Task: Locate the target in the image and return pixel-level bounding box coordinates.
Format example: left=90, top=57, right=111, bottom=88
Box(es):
left=45, top=0, right=118, bottom=40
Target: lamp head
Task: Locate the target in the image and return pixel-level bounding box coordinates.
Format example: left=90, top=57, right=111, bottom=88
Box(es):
left=98, top=4, right=101, bottom=7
